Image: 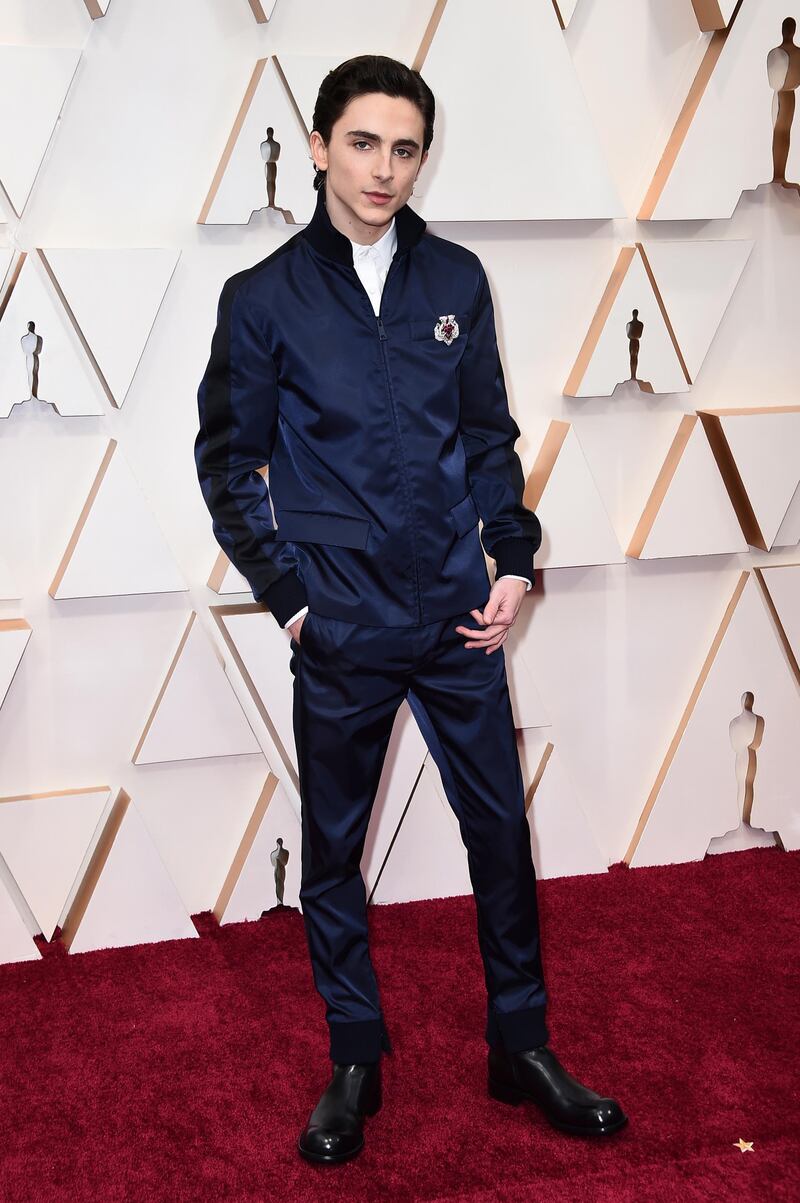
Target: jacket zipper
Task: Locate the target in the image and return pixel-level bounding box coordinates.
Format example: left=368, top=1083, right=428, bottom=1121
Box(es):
left=356, top=258, right=423, bottom=625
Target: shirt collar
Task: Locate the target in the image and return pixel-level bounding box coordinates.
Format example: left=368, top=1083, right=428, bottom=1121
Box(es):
left=349, top=216, right=397, bottom=270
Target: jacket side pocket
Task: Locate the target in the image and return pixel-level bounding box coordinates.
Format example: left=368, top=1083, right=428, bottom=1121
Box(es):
left=448, top=492, right=480, bottom=537
left=275, top=509, right=371, bottom=550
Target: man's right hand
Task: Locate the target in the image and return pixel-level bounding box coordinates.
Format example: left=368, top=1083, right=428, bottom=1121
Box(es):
left=288, top=613, right=308, bottom=644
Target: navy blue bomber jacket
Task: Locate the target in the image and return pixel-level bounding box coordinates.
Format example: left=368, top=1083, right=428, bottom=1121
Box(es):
left=194, top=185, right=542, bottom=629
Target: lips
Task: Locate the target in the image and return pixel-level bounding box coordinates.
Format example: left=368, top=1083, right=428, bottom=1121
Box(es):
left=365, top=192, right=392, bottom=200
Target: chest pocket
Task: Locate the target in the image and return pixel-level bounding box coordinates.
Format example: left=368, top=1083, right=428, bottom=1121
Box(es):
left=408, top=312, right=471, bottom=344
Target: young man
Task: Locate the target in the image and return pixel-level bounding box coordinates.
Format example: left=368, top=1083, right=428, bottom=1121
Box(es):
left=195, top=55, right=627, bottom=1164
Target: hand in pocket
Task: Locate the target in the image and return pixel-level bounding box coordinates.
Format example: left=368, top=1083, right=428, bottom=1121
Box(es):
left=287, top=612, right=307, bottom=644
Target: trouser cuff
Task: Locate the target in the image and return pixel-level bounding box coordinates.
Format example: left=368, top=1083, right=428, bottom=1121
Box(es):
left=485, top=1002, right=549, bottom=1052
left=329, top=1017, right=393, bottom=1064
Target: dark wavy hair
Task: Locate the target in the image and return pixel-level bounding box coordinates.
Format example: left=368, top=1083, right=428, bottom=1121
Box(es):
left=310, top=54, right=435, bottom=192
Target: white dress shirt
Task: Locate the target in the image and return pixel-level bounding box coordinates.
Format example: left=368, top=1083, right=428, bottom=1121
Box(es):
left=281, top=216, right=530, bottom=628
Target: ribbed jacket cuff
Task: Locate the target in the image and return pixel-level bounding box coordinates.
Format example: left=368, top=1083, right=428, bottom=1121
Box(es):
left=492, top=537, right=535, bottom=587
left=258, top=571, right=308, bottom=628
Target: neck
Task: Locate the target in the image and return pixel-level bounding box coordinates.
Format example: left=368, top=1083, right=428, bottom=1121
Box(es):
left=323, top=181, right=393, bottom=247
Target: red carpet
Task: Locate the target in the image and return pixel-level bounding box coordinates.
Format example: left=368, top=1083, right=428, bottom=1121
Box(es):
left=0, top=846, right=796, bottom=1201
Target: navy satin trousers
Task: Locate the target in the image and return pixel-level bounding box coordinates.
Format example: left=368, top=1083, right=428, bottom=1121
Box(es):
left=289, top=605, right=549, bottom=1064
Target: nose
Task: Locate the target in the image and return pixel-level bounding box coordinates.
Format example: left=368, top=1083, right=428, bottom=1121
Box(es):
left=374, top=157, right=393, bottom=183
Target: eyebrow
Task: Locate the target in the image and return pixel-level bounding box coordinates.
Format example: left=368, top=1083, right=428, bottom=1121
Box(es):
left=345, top=129, right=422, bottom=151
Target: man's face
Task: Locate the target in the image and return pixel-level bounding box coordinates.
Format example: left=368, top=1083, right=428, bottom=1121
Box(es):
left=311, top=91, right=428, bottom=231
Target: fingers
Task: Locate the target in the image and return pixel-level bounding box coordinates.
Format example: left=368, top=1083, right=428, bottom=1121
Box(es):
left=455, top=622, right=504, bottom=642
left=454, top=619, right=511, bottom=653
left=471, top=627, right=509, bottom=654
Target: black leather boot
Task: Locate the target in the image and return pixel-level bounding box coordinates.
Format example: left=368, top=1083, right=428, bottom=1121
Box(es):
left=297, top=1060, right=382, bottom=1164
left=488, top=1044, right=628, bottom=1137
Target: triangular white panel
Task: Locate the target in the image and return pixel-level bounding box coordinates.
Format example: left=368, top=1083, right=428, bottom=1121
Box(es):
left=0, top=248, right=14, bottom=291
left=647, top=1, right=800, bottom=219
left=641, top=239, right=754, bottom=383
left=0, top=787, right=111, bottom=940
left=567, top=248, right=687, bottom=397
left=0, top=619, right=31, bottom=708
left=416, top=0, right=623, bottom=220
left=518, top=732, right=607, bottom=879
left=0, top=872, right=40, bottom=964
left=65, top=791, right=198, bottom=953
left=0, top=254, right=105, bottom=418
left=208, top=552, right=252, bottom=596
left=50, top=440, right=186, bottom=599
left=505, top=639, right=552, bottom=731
left=133, top=613, right=261, bottom=765
left=705, top=785, right=780, bottom=855
left=273, top=54, right=343, bottom=132
left=248, top=0, right=278, bottom=21
left=759, top=563, right=800, bottom=668
left=630, top=416, right=748, bottom=560
left=748, top=729, right=800, bottom=844
left=42, top=249, right=180, bottom=409
left=0, top=47, right=82, bottom=216
left=694, top=1, right=738, bottom=29
left=370, top=759, right=472, bottom=904
left=773, top=481, right=800, bottom=549
left=201, top=58, right=314, bottom=226
left=0, top=552, right=20, bottom=601
left=529, top=421, right=626, bottom=569
left=216, top=606, right=298, bottom=778
left=706, top=821, right=777, bottom=856
left=216, top=776, right=302, bottom=923
left=629, top=572, right=800, bottom=866
left=717, top=410, right=800, bottom=550
left=554, top=0, right=580, bottom=25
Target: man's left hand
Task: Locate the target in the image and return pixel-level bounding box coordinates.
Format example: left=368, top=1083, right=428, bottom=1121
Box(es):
left=454, top=577, right=529, bottom=654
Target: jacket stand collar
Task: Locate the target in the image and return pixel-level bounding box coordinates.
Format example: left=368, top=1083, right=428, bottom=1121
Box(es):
left=301, top=181, right=426, bottom=267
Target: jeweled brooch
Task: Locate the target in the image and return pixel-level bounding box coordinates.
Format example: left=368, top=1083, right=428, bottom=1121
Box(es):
left=434, top=314, right=459, bottom=345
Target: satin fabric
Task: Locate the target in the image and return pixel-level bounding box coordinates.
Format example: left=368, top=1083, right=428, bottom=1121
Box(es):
left=290, top=608, right=549, bottom=1064
left=194, top=186, right=541, bottom=630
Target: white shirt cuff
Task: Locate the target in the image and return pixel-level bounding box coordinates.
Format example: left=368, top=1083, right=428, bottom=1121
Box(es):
left=282, top=604, right=309, bottom=628
left=497, top=574, right=532, bottom=592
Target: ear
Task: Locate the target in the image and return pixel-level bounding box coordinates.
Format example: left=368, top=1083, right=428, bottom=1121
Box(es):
left=309, top=129, right=328, bottom=170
